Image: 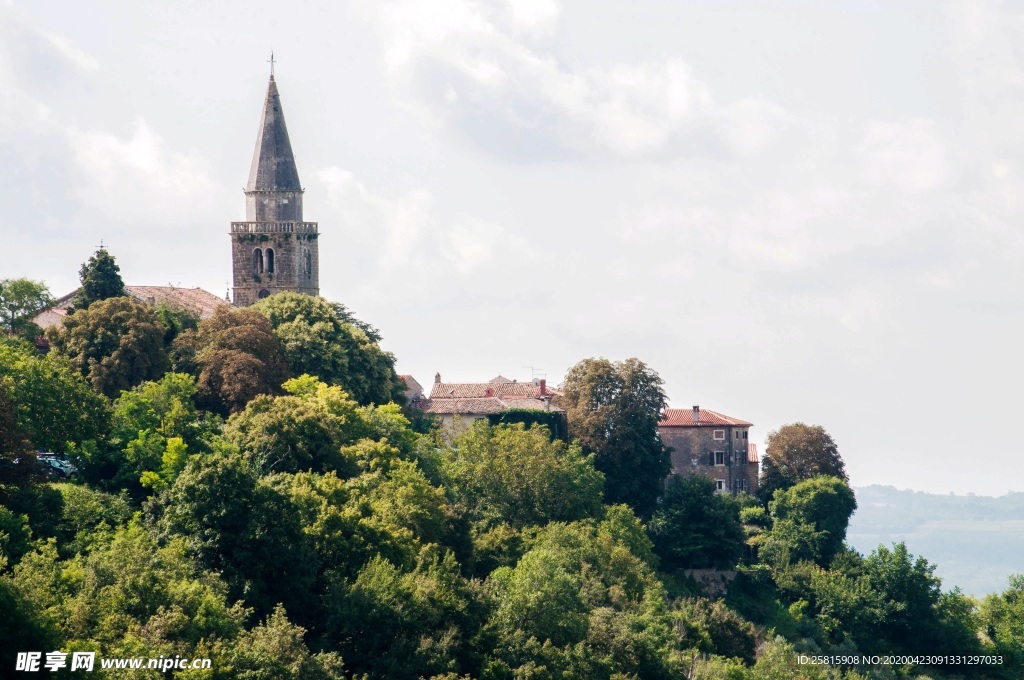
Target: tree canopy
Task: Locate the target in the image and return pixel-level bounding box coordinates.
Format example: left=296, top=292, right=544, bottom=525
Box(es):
left=759, top=422, right=848, bottom=503
left=46, top=296, right=169, bottom=399
left=0, top=339, right=108, bottom=453
left=251, top=293, right=405, bottom=406
left=441, top=421, right=605, bottom=530
left=173, top=306, right=289, bottom=415
left=0, top=278, right=53, bottom=338
left=72, top=248, right=125, bottom=310
left=648, top=474, right=746, bottom=569
left=562, top=357, right=669, bottom=518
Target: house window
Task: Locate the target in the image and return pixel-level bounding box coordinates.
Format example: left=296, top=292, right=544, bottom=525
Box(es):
left=253, top=248, right=264, bottom=274
left=743, top=431, right=748, bottom=439
left=715, top=451, right=725, bottom=466
left=734, top=479, right=747, bottom=492
left=713, top=430, right=725, bottom=440
left=266, top=248, right=275, bottom=273
left=715, top=480, right=725, bottom=492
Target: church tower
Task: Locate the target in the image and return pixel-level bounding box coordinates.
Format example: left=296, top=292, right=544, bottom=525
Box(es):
left=230, top=72, right=319, bottom=306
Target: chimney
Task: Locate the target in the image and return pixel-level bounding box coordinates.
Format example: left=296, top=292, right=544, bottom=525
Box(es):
left=434, top=372, right=441, bottom=384
left=539, top=379, right=547, bottom=395
left=692, top=405, right=700, bottom=424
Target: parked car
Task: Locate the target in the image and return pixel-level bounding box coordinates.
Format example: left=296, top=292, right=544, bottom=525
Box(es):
left=36, top=452, right=78, bottom=479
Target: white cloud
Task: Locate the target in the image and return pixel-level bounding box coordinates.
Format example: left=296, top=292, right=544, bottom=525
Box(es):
left=860, top=119, right=950, bottom=193
left=317, top=165, right=530, bottom=281
left=361, top=0, right=721, bottom=160
left=41, top=29, right=99, bottom=72
left=68, top=118, right=215, bottom=221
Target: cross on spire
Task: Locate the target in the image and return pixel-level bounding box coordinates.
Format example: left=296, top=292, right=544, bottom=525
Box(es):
left=95, top=238, right=105, bottom=251
left=268, top=50, right=276, bottom=78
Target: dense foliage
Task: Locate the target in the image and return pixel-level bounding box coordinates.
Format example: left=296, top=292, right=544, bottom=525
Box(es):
left=0, top=278, right=53, bottom=339
left=759, top=422, right=849, bottom=503
left=2, top=290, right=1019, bottom=679
left=561, top=357, right=670, bottom=519
left=47, top=296, right=169, bottom=398
left=72, top=248, right=126, bottom=311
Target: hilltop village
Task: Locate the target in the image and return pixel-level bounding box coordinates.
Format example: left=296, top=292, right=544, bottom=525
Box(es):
left=4, top=71, right=1010, bottom=680
left=32, top=72, right=760, bottom=497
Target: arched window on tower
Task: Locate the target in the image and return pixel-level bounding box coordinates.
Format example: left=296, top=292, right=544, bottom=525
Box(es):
left=304, top=250, right=312, bottom=280
left=266, top=248, right=275, bottom=273
left=253, top=248, right=264, bottom=274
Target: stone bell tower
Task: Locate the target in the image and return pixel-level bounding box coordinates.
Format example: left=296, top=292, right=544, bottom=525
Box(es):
left=230, top=71, right=319, bottom=306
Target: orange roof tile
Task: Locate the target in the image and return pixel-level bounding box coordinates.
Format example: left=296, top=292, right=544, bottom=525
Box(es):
left=747, top=443, right=759, bottom=464
left=660, top=408, right=753, bottom=427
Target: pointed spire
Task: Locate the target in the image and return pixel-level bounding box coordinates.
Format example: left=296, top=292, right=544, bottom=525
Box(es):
left=246, top=75, right=301, bottom=192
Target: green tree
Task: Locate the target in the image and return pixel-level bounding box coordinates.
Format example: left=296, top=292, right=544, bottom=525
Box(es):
left=859, top=542, right=967, bottom=655
left=0, top=340, right=108, bottom=453
left=561, top=357, right=669, bottom=518
left=13, top=525, right=245, bottom=658
left=672, top=597, right=757, bottom=663
left=72, top=248, right=126, bottom=310
left=0, top=376, right=37, bottom=501
left=223, top=376, right=368, bottom=474
left=47, top=296, right=169, bottom=398
left=216, top=605, right=345, bottom=679
left=648, top=475, right=745, bottom=569
left=441, top=421, right=604, bottom=530
left=154, top=453, right=316, bottom=618
left=49, top=483, right=132, bottom=558
left=979, top=574, right=1024, bottom=671
left=323, top=546, right=487, bottom=679
left=152, top=301, right=200, bottom=349
left=0, top=278, right=53, bottom=338
left=251, top=293, right=405, bottom=406
left=766, top=475, right=856, bottom=567
left=485, top=514, right=679, bottom=679
left=759, top=423, right=847, bottom=503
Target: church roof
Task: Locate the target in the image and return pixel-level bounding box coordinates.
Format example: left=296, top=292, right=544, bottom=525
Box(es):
left=247, top=76, right=301, bottom=192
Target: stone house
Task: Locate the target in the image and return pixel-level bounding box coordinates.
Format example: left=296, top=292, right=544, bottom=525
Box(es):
left=414, top=374, right=564, bottom=435
left=659, top=406, right=759, bottom=495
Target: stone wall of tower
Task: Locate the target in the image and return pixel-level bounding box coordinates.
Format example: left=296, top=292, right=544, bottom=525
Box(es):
left=231, top=227, right=319, bottom=306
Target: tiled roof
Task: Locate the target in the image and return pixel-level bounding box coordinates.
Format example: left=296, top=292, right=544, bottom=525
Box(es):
left=660, top=408, right=753, bottom=427
left=747, top=443, right=759, bottom=464
left=35, top=285, right=228, bottom=327
left=417, top=396, right=560, bottom=415
left=429, top=381, right=560, bottom=399
left=125, top=286, right=227, bottom=319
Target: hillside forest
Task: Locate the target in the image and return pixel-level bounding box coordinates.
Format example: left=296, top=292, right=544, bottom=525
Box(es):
left=1, top=253, right=1022, bottom=679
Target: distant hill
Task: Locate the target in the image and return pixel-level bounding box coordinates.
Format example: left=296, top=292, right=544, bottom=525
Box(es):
left=847, top=485, right=1024, bottom=598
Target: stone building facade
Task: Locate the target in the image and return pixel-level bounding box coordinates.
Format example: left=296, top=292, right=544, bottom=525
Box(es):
left=231, top=74, right=319, bottom=306
left=659, top=406, right=759, bottom=495
left=413, top=375, right=564, bottom=436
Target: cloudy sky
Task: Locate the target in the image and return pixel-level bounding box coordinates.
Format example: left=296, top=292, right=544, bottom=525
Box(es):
left=2, top=0, right=1023, bottom=495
